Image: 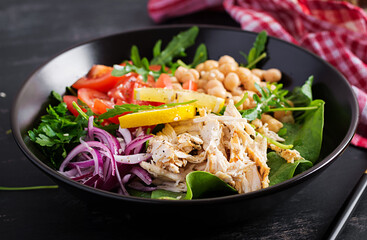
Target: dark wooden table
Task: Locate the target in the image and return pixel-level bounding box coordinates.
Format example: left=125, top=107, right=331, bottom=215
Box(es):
left=1, top=0, right=366, bottom=239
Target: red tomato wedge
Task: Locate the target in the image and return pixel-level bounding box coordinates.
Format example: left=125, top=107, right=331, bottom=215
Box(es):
left=63, top=95, right=86, bottom=117
left=72, top=65, right=123, bottom=93
left=93, top=98, right=115, bottom=115
left=149, top=65, right=169, bottom=72
left=108, top=73, right=151, bottom=104
left=182, top=80, right=198, bottom=91
left=155, top=73, right=172, bottom=89
left=77, top=88, right=110, bottom=114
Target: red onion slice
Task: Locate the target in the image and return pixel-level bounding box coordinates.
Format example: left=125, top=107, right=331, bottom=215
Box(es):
left=130, top=166, right=152, bottom=185
left=124, top=135, right=153, bottom=155
left=114, top=153, right=151, bottom=165
left=118, top=127, right=132, bottom=144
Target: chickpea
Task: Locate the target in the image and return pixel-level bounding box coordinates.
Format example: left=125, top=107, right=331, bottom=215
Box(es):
left=225, top=92, right=233, bottom=104
left=207, top=86, right=227, bottom=99
left=251, top=118, right=263, bottom=129
left=189, top=69, right=200, bottom=81
left=206, top=79, right=224, bottom=90
left=231, top=87, right=244, bottom=96
left=170, top=76, right=179, bottom=83
left=232, top=96, right=244, bottom=110
left=200, top=71, right=209, bottom=80
left=219, top=63, right=237, bottom=76
left=204, top=60, right=219, bottom=71
left=218, top=55, right=238, bottom=67
left=242, top=74, right=261, bottom=93
left=197, top=79, right=207, bottom=89
left=278, top=114, right=295, bottom=124
left=274, top=110, right=292, bottom=120
left=195, top=63, right=205, bottom=72
left=261, top=114, right=283, bottom=133
left=237, top=67, right=252, bottom=84
left=274, top=100, right=294, bottom=123
left=207, top=69, right=225, bottom=82
left=224, top=72, right=240, bottom=91
left=242, top=91, right=257, bottom=109
left=263, top=68, right=282, bottom=82
left=180, top=71, right=195, bottom=83
left=197, top=88, right=206, bottom=93
left=174, top=66, right=187, bottom=81
left=172, top=83, right=183, bottom=90
left=252, top=68, right=265, bottom=80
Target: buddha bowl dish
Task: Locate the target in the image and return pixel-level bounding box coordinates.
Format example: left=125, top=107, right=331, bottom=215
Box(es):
left=12, top=25, right=358, bottom=225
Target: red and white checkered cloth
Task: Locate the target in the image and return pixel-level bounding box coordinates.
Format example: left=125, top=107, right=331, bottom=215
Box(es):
left=148, top=0, right=367, bottom=148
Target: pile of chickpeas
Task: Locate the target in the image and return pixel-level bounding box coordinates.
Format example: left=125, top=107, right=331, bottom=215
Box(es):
left=170, top=55, right=293, bottom=132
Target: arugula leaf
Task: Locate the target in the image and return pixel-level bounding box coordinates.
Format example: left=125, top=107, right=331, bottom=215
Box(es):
left=130, top=45, right=142, bottom=67
left=240, top=82, right=289, bottom=120
left=153, top=40, right=162, bottom=58
left=151, top=26, right=199, bottom=66
left=98, top=100, right=197, bottom=120
left=111, top=62, right=162, bottom=82
left=241, top=31, right=268, bottom=69
left=190, top=43, right=207, bottom=67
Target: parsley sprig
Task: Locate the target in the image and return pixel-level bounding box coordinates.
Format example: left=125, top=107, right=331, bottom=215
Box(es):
left=28, top=92, right=90, bottom=168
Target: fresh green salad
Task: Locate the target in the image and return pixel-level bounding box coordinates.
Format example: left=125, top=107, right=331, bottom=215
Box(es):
left=28, top=27, right=324, bottom=199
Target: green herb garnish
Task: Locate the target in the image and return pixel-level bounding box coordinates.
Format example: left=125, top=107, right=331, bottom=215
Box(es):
left=151, top=26, right=199, bottom=66
left=240, top=30, right=267, bottom=69
left=28, top=92, right=91, bottom=168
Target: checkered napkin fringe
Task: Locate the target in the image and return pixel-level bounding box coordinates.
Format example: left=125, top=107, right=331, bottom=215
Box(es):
left=148, top=0, right=367, bottom=148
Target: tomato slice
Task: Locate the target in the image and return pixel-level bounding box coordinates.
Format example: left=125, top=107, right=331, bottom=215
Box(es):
left=72, top=65, right=123, bottom=93
left=182, top=80, right=198, bottom=91
left=155, top=73, right=172, bottom=89
left=149, top=65, right=169, bottom=72
left=108, top=73, right=151, bottom=104
left=93, top=98, right=115, bottom=115
left=77, top=88, right=110, bottom=114
left=63, top=95, right=86, bottom=117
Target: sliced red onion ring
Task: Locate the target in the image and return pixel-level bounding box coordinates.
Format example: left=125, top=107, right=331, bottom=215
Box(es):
left=68, top=159, right=95, bottom=168
left=114, top=153, right=151, bottom=165
left=59, top=142, right=102, bottom=178
left=124, top=135, right=153, bottom=155
left=60, top=116, right=155, bottom=196
left=128, top=181, right=157, bottom=192
left=130, top=166, right=152, bottom=185
left=118, top=127, right=132, bottom=144
left=71, top=172, right=94, bottom=181
left=83, top=174, right=100, bottom=187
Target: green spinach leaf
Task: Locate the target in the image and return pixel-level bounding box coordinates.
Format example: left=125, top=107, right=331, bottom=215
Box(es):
left=151, top=189, right=186, bottom=200
left=267, top=152, right=312, bottom=186
left=281, top=99, right=325, bottom=163
left=184, top=171, right=237, bottom=199
left=288, top=75, right=314, bottom=107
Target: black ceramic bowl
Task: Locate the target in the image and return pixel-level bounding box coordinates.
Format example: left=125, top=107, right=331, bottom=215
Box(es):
left=12, top=25, right=358, bottom=226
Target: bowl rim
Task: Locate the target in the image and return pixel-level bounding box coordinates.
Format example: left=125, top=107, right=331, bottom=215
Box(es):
left=11, top=24, right=360, bottom=205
